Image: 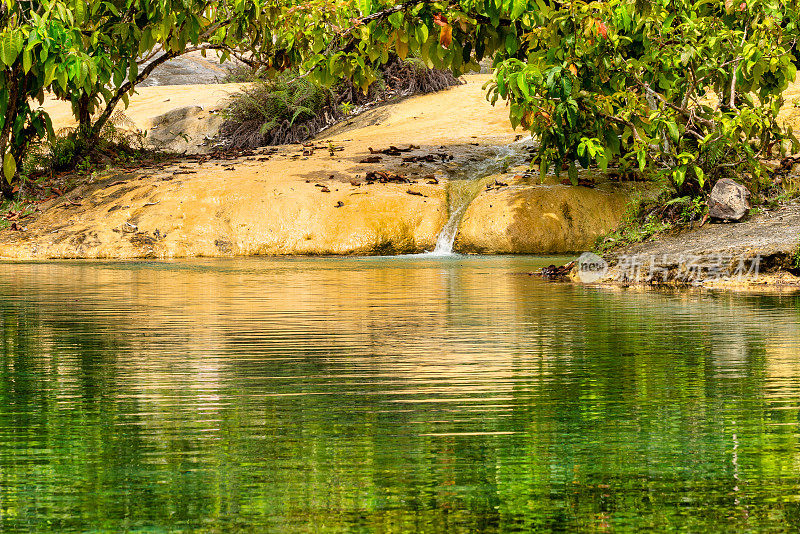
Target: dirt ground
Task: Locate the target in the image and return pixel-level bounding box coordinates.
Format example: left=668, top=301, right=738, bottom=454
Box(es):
left=582, top=203, right=800, bottom=291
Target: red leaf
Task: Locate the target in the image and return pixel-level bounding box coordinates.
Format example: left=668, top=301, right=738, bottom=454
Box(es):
left=439, top=24, right=453, bottom=48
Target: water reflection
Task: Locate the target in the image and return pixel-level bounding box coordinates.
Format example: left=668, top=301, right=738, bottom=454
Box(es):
left=1, top=257, right=799, bottom=532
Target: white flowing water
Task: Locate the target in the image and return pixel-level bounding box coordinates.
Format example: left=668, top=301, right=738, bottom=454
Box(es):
left=430, top=205, right=469, bottom=256
left=429, top=140, right=534, bottom=256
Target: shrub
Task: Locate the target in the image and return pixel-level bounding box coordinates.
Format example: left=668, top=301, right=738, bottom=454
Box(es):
left=221, top=72, right=336, bottom=147
left=219, top=57, right=462, bottom=148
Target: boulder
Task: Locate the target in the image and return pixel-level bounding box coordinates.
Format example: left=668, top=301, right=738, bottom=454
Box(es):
left=139, top=51, right=239, bottom=87
left=146, top=105, right=226, bottom=154
left=454, top=184, right=632, bottom=254
left=708, top=178, right=750, bottom=221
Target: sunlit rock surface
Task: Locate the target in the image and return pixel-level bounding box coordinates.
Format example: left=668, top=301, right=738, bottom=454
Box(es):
left=455, top=183, right=632, bottom=254
left=3, top=76, right=646, bottom=259
left=0, top=150, right=449, bottom=259
left=42, top=83, right=244, bottom=154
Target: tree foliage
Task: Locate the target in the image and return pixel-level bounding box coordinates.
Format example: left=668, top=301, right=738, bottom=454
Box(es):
left=0, top=0, right=267, bottom=197
left=53, top=0, right=268, bottom=140
left=1, top=0, right=799, bottom=199
left=280, top=0, right=800, bottom=191
left=484, top=0, right=800, bottom=190
left=0, top=0, right=60, bottom=197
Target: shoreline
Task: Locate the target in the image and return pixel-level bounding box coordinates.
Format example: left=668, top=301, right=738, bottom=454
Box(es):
left=2, top=75, right=799, bottom=292
left=0, top=77, right=640, bottom=261
left=2, top=237, right=798, bottom=293
left=581, top=273, right=800, bottom=293
left=565, top=201, right=800, bottom=293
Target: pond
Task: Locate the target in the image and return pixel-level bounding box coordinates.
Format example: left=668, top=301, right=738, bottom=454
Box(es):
left=1, top=256, right=799, bottom=532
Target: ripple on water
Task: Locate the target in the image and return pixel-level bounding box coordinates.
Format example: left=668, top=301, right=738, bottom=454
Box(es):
left=0, top=257, right=799, bottom=532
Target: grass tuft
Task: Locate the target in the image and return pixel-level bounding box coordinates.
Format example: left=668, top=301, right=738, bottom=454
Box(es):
left=595, top=191, right=707, bottom=254
left=219, top=57, right=463, bottom=149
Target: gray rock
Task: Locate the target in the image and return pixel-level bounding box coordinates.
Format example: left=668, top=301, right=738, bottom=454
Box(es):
left=708, top=178, right=750, bottom=221
left=150, top=106, right=204, bottom=128
left=146, top=106, right=226, bottom=155
left=138, top=51, right=242, bottom=87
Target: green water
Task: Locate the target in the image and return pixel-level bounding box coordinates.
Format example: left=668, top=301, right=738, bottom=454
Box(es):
left=1, top=257, right=800, bottom=533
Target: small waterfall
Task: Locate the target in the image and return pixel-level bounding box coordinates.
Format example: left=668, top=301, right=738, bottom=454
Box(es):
left=428, top=140, right=533, bottom=256
left=431, top=205, right=468, bottom=256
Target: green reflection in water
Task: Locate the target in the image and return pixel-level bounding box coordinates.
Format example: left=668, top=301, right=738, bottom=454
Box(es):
left=1, top=257, right=799, bottom=532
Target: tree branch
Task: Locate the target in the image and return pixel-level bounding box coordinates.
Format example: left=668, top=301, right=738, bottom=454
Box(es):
left=184, top=44, right=259, bottom=68
left=199, top=19, right=231, bottom=41
left=90, top=38, right=255, bottom=139
left=324, top=0, right=447, bottom=57
left=90, top=49, right=180, bottom=138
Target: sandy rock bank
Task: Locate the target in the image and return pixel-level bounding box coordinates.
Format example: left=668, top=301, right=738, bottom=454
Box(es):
left=574, top=202, right=800, bottom=291
left=2, top=76, right=642, bottom=259
left=457, top=183, right=631, bottom=254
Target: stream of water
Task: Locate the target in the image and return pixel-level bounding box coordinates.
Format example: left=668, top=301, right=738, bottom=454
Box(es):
left=2, top=257, right=800, bottom=532
left=430, top=141, right=534, bottom=255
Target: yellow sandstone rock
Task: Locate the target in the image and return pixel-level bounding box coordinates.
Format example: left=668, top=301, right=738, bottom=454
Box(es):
left=1, top=75, right=652, bottom=258
left=455, top=183, right=632, bottom=254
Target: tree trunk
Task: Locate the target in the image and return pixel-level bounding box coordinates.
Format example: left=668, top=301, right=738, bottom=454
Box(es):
left=77, top=92, right=92, bottom=139
left=89, top=50, right=180, bottom=142
left=0, top=71, right=20, bottom=200
left=0, top=176, right=13, bottom=200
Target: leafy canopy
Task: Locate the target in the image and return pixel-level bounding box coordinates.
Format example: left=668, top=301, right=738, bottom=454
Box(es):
left=0, top=0, right=268, bottom=194
left=279, top=0, right=799, bottom=190
left=1, top=0, right=799, bottom=197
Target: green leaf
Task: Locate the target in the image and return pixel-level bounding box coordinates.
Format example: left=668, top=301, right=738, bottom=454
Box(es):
left=505, top=33, right=518, bottom=55
left=567, top=162, right=578, bottom=185
left=44, top=57, right=57, bottom=86
left=415, top=24, right=428, bottom=46
left=113, top=66, right=125, bottom=87
left=603, top=129, right=621, bottom=156
left=694, top=165, right=705, bottom=188
left=13, top=32, right=23, bottom=58
left=56, top=68, right=68, bottom=91
left=510, top=0, right=526, bottom=19
left=565, top=102, right=577, bottom=128
left=667, top=122, right=680, bottom=145
left=559, top=79, right=573, bottom=103
left=80, top=61, right=89, bottom=86
left=388, top=12, right=403, bottom=28
left=673, top=165, right=686, bottom=187
left=3, top=152, right=16, bottom=183
left=22, top=49, right=32, bottom=74
left=516, top=74, right=529, bottom=99
left=75, top=0, right=86, bottom=23
left=3, top=33, right=19, bottom=66
left=598, top=151, right=609, bottom=172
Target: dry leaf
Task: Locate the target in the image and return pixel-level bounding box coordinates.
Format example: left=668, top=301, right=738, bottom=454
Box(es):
left=439, top=24, right=453, bottom=48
